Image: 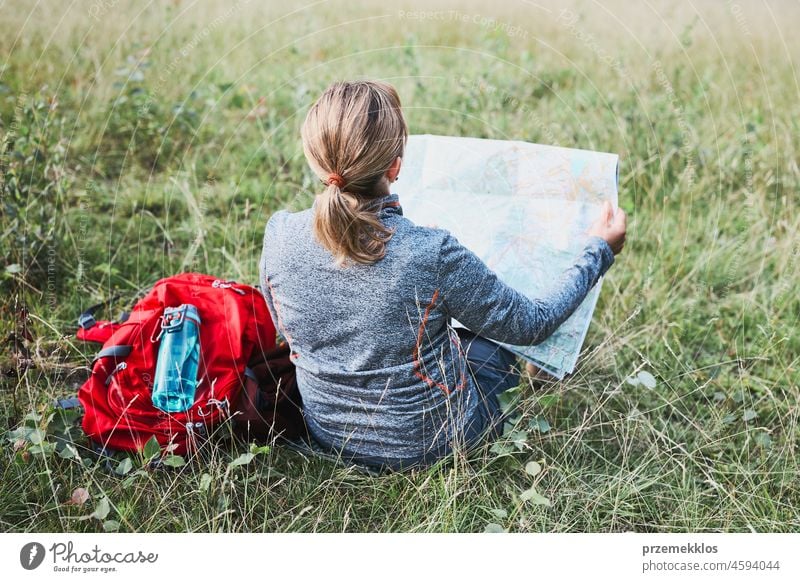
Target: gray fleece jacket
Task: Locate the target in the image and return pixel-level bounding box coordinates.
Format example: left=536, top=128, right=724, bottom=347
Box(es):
left=259, top=192, right=615, bottom=463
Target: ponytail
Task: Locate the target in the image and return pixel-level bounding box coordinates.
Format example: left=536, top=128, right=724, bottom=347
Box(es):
left=301, top=80, right=408, bottom=267
left=313, top=181, right=394, bottom=267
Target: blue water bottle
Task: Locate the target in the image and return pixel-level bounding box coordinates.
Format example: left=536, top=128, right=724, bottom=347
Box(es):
left=151, top=304, right=201, bottom=413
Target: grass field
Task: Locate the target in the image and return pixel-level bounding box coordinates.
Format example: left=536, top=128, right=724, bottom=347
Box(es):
left=1, top=0, right=798, bottom=532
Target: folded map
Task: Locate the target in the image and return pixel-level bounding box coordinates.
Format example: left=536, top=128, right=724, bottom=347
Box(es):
left=401, top=134, right=619, bottom=379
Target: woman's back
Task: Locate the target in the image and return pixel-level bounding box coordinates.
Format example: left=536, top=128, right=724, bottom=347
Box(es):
left=260, top=192, right=479, bottom=464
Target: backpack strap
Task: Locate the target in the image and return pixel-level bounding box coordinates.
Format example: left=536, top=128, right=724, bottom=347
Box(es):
left=92, top=345, right=133, bottom=363
left=77, top=297, right=133, bottom=344
left=78, top=297, right=123, bottom=330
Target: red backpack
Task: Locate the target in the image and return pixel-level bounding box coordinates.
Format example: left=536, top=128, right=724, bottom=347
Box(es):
left=77, top=273, right=305, bottom=455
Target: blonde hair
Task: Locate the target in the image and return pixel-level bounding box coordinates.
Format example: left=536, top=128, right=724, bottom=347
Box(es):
left=301, top=80, right=408, bottom=266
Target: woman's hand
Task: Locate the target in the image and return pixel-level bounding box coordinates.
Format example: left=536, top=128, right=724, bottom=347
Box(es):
left=587, top=200, right=627, bottom=255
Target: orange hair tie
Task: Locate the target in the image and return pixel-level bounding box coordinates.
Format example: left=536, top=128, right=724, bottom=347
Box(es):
left=326, top=173, right=345, bottom=188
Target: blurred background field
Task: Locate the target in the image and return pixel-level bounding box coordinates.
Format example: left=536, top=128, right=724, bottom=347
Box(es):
left=1, top=0, right=798, bottom=532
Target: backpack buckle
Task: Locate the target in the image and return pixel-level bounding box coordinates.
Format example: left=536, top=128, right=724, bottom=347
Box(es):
left=78, top=312, right=97, bottom=330
left=196, top=397, right=229, bottom=418
left=212, top=279, right=246, bottom=295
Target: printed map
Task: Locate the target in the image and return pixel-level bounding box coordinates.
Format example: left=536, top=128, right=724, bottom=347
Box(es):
left=400, top=134, right=619, bottom=378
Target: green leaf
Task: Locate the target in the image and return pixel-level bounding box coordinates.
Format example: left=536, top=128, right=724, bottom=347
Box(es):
left=536, top=394, right=560, bottom=409
left=24, top=411, right=42, bottom=424
left=49, top=408, right=81, bottom=434
left=497, top=389, right=520, bottom=414
left=29, top=442, right=56, bottom=456
left=5, top=426, right=35, bottom=442
left=528, top=417, right=551, bottom=434
left=142, top=436, right=161, bottom=460
left=508, top=430, right=529, bottom=450
left=249, top=443, right=271, bottom=456
left=525, top=461, right=542, bottom=477
left=103, top=520, right=120, bottom=532
left=484, top=523, right=507, bottom=533
left=199, top=473, right=212, bottom=492
left=5, top=263, right=22, bottom=274
left=229, top=452, right=255, bottom=467
left=58, top=445, right=78, bottom=460
left=722, top=413, right=737, bottom=425
left=489, top=441, right=514, bottom=455
left=742, top=409, right=757, bottom=422
left=489, top=508, right=508, bottom=520
left=754, top=432, right=772, bottom=448
left=520, top=486, right=552, bottom=506
left=637, top=371, right=657, bottom=389
left=115, top=457, right=133, bottom=476
left=91, top=497, right=111, bottom=520
left=163, top=455, right=186, bottom=468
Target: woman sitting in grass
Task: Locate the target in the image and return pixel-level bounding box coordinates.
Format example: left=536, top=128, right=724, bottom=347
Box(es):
left=259, top=80, right=626, bottom=471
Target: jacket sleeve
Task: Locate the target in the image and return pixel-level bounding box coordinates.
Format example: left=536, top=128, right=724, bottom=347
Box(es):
left=436, top=231, right=616, bottom=346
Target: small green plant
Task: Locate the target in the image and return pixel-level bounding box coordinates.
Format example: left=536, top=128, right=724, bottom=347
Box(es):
left=93, top=53, right=207, bottom=179
left=1, top=91, right=72, bottom=297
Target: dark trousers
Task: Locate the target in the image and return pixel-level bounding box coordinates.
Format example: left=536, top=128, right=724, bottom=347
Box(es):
left=455, top=327, right=522, bottom=446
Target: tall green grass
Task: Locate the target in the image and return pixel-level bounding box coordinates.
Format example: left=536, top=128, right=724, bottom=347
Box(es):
left=1, top=0, right=798, bottom=532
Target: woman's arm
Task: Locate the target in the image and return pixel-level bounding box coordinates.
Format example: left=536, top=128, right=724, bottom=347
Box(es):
left=437, top=201, right=626, bottom=346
